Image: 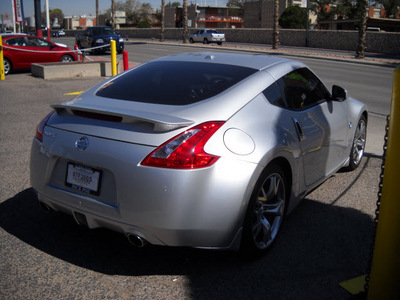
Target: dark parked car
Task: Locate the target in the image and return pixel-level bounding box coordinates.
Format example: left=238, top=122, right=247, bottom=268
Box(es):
left=1, top=34, right=77, bottom=75
left=75, top=26, right=124, bottom=54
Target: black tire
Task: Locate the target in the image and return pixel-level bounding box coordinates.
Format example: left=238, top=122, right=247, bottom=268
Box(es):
left=241, top=163, right=287, bottom=257
left=60, top=55, right=74, bottom=62
left=3, top=58, right=12, bottom=75
left=189, top=38, right=194, bottom=44
left=203, top=38, right=209, bottom=44
left=347, top=115, right=367, bottom=171
left=217, top=42, right=222, bottom=46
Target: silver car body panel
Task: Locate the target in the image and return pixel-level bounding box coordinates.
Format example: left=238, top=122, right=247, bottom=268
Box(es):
left=30, top=52, right=367, bottom=250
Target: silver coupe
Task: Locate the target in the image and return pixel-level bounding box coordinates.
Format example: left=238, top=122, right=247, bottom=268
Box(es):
left=30, top=52, right=367, bottom=256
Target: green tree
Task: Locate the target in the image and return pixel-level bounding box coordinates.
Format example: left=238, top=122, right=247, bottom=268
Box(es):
left=279, top=5, right=307, bottom=29
left=41, top=8, right=64, bottom=28
left=137, top=19, right=151, bottom=27
left=334, top=0, right=364, bottom=19
left=376, top=0, right=400, bottom=18
left=226, top=0, right=244, bottom=17
left=165, top=1, right=180, bottom=7
left=310, top=0, right=334, bottom=21
left=140, top=2, right=154, bottom=22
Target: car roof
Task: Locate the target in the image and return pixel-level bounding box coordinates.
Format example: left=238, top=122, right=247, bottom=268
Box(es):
left=1, top=33, right=27, bottom=37
left=151, top=52, right=303, bottom=72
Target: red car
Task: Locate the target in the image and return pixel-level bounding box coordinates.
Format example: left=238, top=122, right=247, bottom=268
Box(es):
left=1, top=34, right=78, bottom=75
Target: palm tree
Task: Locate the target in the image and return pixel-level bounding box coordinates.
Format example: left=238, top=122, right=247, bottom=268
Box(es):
left=111, top=0, right=115, bottom=30
left=160, top=0, right=165, bottom=42
left=183, top=0, right=189, bottom=43
left=272, top=0, right=279, bottom=49
left=356, top=0, right=368, bottom=58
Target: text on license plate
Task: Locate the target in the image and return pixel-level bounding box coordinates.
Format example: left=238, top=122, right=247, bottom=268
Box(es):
left=66, top=163, right=101, bottom=195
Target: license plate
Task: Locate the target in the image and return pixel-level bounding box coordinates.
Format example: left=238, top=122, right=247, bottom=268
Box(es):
left=66, top=163, right=101, bottom=195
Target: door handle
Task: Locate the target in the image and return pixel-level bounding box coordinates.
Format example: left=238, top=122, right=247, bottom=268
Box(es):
left=293, top=118, right=304, bottom=141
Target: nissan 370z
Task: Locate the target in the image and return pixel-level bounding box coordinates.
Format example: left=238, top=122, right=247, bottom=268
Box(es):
left=30, top=52, right=367, bottom=256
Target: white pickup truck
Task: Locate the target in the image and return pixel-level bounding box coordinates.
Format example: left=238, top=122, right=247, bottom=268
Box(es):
left=189, top=29, right=225, bottom=45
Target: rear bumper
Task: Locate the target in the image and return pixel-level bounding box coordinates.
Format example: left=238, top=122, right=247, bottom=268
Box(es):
left=30, top=135, right=260, bottom=250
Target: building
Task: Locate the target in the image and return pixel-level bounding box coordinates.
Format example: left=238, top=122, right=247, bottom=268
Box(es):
left=165, top=4, right=244, bottom=28
left=318, top=5, right=400, bottom=31
left=63, top=16, right=97, bottom=30
left=244, top=0, right=317, bottom=28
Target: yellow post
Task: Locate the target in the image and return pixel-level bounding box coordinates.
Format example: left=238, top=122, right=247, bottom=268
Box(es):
left=0, top=36, right=5, bottom=80
left=367, top=66, right=400, bottom=299
left=110, top=40, right=117, bottom=76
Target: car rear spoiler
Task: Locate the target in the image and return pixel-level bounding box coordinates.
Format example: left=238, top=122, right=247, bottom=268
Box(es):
left=51, top=104, right=194, bottom=132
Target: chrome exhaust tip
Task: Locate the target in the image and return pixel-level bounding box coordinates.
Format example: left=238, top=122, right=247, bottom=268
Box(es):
left=127, top=234, right=147, bottom=247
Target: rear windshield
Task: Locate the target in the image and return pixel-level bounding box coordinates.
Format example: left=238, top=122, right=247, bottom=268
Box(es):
left=96, top=61, right=257, bottom=105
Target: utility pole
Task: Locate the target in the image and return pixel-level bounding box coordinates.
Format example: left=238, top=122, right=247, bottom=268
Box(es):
left=34, top=0, right=42, bottom=37
left=96, top=0, right=99, bottom=26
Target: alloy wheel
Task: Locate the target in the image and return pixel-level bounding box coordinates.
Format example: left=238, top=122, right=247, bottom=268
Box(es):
left=252, top=171, right=286, bottom=250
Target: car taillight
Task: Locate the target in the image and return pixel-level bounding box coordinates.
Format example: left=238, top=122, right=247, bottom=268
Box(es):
left=35, top=111, right=55, bottom=142
left=141, top=121, right=225, bottom=169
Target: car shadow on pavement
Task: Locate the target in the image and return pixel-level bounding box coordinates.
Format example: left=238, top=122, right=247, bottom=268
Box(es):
left=0, top=176, right=375, bottom=299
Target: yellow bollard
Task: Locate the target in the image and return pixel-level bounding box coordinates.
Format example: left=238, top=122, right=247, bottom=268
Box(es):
left=367, top=66, right=400, bottom=299
left=0, top=36, right=5, bottom=80
left=110, top=40, right=117, bottom=76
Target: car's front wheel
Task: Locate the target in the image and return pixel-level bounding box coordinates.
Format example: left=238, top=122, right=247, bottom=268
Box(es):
left=3, top=58, right=12, bottom=75
left=189, top=38, right=194, bottom=44
left=347, top=115, right=367, bottom=170
left=60, top=55, right=74, bottom=62
left=241, top=163, right=287, bottom=257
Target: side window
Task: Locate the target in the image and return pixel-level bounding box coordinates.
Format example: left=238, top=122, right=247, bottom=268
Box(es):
left=27, top=37, right=50, bottom=47
left=263, top=82, right=286, bottom=108
left=5, top=37, right=26, bottom=46
left=4, top=38, right=17, bottom=46
left=279, top=68, right=329, bottom=110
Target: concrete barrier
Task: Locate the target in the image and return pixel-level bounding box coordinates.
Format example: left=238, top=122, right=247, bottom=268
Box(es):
left=31, top=61, right=115, bottom=80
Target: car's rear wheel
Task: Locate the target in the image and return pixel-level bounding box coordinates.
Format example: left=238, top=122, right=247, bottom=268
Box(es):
left=60, top=55, right=74, bottom=62
left=217, top=42, right=222, bottom=46
left=241, top=163, right=287, bottom=257
left=3, top=58, right=12, bottom=75
left=189, top=38, right=194, bottom=44
left=347, top=115, right=367, bottom=170
left=203, top=38, right=209, bottom=44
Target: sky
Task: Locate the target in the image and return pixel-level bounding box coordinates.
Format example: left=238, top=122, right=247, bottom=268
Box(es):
left=0, top=0, right=227, bottom=20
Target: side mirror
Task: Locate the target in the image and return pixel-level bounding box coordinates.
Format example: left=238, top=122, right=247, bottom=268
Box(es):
left=332, top=85, right=347, bottom=101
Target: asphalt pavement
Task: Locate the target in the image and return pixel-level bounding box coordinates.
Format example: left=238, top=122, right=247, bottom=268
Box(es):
left=0, top=43, right=388, bottom=299
left=126, top=38, right=400, bottom=67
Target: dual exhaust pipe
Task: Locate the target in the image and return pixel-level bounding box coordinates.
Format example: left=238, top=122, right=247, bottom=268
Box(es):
left=39, top=201, right=147, bottom=248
